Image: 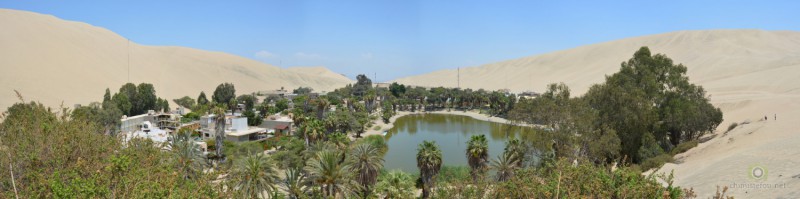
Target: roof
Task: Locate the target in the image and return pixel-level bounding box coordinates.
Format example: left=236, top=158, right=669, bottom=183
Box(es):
left=275, top=124, right=289, bottom=130
left=226, top=127, right=266, bottom=137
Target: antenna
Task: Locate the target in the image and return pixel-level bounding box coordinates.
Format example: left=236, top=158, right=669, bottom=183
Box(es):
left=457, top=67, right=460, bottom=89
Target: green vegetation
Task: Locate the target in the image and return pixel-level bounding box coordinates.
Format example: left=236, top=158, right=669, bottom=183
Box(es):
left=173, top=96, right=196, bottom=108
left=509, top=47, right=722, bottom=169
left=0, top=47, right=727, bottom=198
left=292, top=86, right=313, bottom=95
left=726, top=122, right=738, bottom=133
left=465, top=134, right=488, bottom=183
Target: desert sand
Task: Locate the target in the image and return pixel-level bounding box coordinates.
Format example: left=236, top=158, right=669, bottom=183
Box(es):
left=0, top=9, right=352, bottom=111
left=394, top=29, right=800, bottom=197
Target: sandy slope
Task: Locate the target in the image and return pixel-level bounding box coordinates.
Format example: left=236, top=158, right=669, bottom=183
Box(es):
left=0, top=9, right=352, bottom=110
left=394, top=29, right=800, bottom=197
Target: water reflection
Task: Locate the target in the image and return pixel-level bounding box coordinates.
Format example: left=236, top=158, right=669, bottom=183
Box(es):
left=383, top=113, right=538, bottom=173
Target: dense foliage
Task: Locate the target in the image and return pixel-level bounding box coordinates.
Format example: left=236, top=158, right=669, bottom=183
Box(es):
left=510, top=47, right=722, bottom=165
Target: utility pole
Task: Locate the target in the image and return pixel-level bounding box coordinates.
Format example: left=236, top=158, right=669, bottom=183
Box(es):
left=457, top=67, right=460, bottom=89
left=127, top=39, right=130, bottom=83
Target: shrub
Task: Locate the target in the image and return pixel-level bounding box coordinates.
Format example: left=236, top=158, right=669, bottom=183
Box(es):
left=726, top=122, right=738, bottom=133
left=640, top=154, right=675, bottom=172
left=671, top=140, right=698, bottom=155
left=489, top=158, right=687, bottom=198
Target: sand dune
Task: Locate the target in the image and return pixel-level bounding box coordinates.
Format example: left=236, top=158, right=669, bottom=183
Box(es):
left=394, top=29, right=800, bottom=197
left=0, top=9, right=352, bottom=110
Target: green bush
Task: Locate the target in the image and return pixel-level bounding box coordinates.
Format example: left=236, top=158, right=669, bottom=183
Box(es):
left=489, top=158, right=684, bottom=198
left=726, top=122, right=738, bottom=132
left=671, top=140, right=698, bottom=155
left=640, top=154, right=675, bottom=172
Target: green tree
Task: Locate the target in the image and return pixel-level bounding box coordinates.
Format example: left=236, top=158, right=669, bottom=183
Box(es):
left=374, top=170, right=415, bottom=199
left=243, top=110, right=262, bottom=126
left=466, top=135, right=488, bottom=183
left=103, top=88, right=112, bottom=105
left=353, top=74, right=373, bottom=97
left=173, top=96, right=195, bottom=109
left=293, top=87, right=313, bottom=95
left=170, top=130, right=205, bottom=180
left=504, top=138, right=527, bottom=167
left=212, top=107, right=227, bottom=164
left=229, top=153, right=279, bottom=199
left=237, top=94, right=258, bottom=111
left=281, top=167, right=308, bottom=199
left=212, top=83, right=236, bottom=109
left=416, top=140, right=442, bottom=198
left=305, top=150, right=354, bottom=198
left=197, top=91, right=209, bottom=105
left=275, top=98, right=289, bottom=113
left=346, top=143, right=384, bottom=197
left=135, top=83, right=157, bottom=114
left=389, top=82, right=406, bottom=98
left=585, top=46, right=722, bottom=162
left=315, top=98, right=330, bottom=120
left=112, top=92, right=132, bottom=116
left=491, top=152, right=519, bottom=182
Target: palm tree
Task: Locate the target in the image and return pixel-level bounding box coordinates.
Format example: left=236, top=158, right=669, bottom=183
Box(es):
left=316, top=98, right=330, bottom=120
left=466, top=134, right=488, bottom=183
left=212, top=107, right=227, bottom=165
left=282, top=167, right=309, bottom=199
left=491, top=152, right=519, bottom=182
left=504, top=138, right=526, bottom=167
left=306, top=150, right=354, bottom=198
left=374, top=170, right=415, bottom=199
left=416, top=140, right=442, bottom=198
left=170, top=130, right=205, bottom=180
left=301, top=118, right=325, bottom=145
left=229, top=153, right=280, bottom=199
left=346, top=144, right=384, bottom=197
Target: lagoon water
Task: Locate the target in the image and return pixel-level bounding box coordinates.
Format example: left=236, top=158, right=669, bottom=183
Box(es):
left=382, top=113, right=536, bottom=173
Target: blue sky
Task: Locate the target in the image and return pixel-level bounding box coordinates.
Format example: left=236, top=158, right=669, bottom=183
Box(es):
left=2, top=0, right=799, bottom=82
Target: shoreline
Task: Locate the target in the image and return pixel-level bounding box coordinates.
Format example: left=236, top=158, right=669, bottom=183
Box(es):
left=354, top=109, right=519, bottom=140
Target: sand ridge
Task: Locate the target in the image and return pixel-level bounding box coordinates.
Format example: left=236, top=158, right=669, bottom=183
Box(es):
left=393, top=29, right=800, bottom=197
left=0, top=9, right=352, bottom=110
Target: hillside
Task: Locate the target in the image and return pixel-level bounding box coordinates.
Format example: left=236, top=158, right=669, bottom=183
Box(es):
left=0, top=9, right=352, bottom=110
left=393, top=29, right=800, bottom=197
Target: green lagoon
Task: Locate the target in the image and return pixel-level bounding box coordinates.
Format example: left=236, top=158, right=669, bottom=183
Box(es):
left=382, top=113, right=538, bottom=173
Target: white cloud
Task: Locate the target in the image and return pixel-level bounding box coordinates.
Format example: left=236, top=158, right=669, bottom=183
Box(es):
left=361, top=52, right=373, bottom=59
left=294, top=52, right=322, bottom=60
left=254, top=50, right=278, bottom=59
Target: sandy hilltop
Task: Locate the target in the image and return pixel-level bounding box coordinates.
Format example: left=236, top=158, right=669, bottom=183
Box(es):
left=0, top=9, right=352, bottom=110
left=394, top=29, right=800, bottom=197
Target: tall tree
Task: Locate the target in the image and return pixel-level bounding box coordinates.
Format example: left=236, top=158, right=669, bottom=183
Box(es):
left=103, top=88, right=112, bottom=105
left=466, top=135, right=489, bottom=183
left=281, top=167, right=308, bottom=199
left=212, top=107, right=227, bottom=164
left=353, top=74, right=372, bottom=97
left=112, top=92, right=132, bottom=116
left=315, top=98, right=330, bottom=120
left=305, top=150, right=354, bottom=198
left=136, top=83, right=157, bottom=114
left=346, top=144, right=384, bottom=197
left=416, top=141, right=442, bottom=198
left=585, top=46, right=722, bottom=162
left=212, top=83, right=236, bottom=109
left=229, top=153, right=279, bottom=198
left=197, top=91, right=209, bottom=105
